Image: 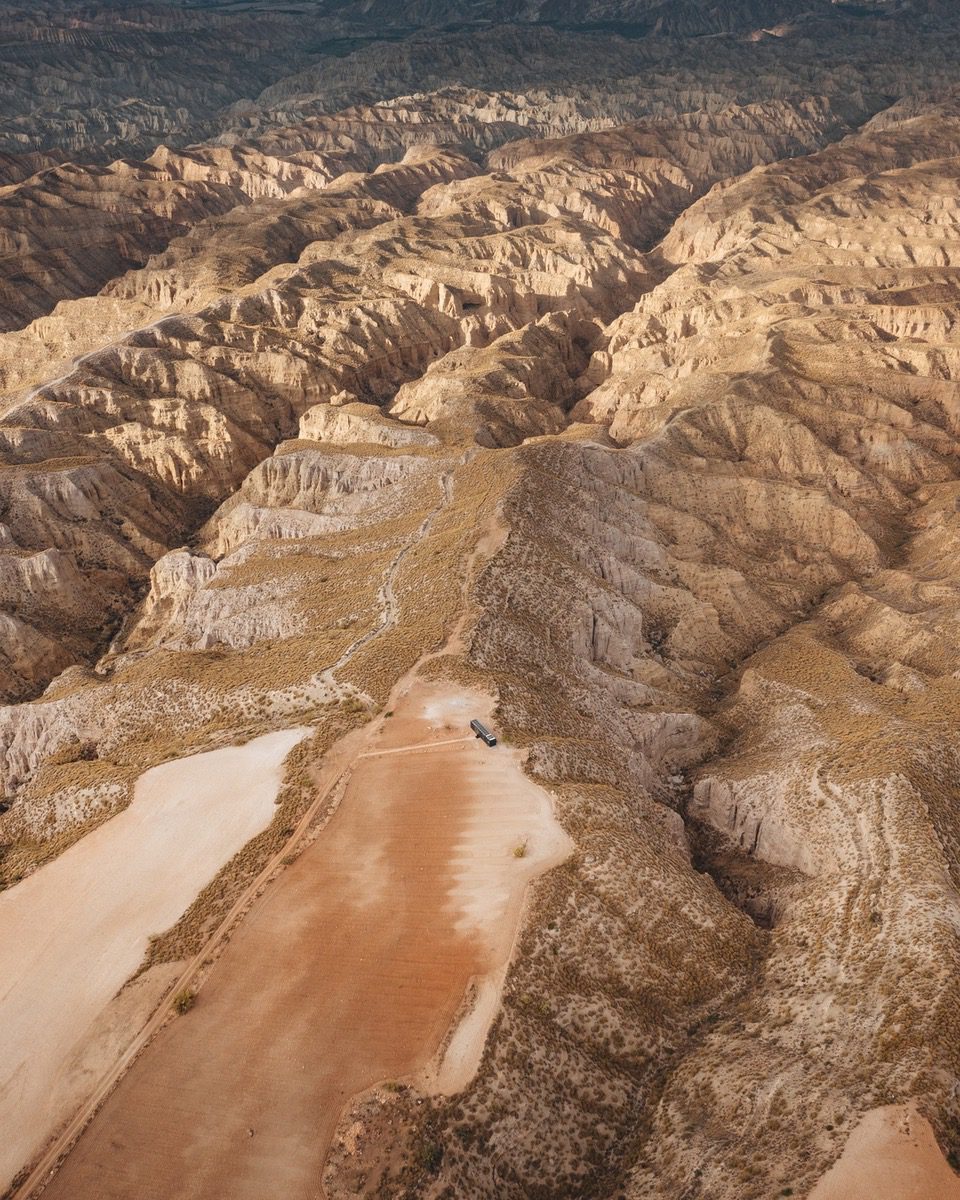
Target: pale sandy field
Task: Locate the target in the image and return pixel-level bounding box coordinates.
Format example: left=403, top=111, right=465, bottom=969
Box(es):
left=0, top=727, right=307, bottom=1192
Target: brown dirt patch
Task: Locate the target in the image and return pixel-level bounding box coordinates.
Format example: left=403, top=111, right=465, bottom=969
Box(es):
left=808, top=1104, right=960, bottom=1200
left=42, top=682, right=569, bottom=1200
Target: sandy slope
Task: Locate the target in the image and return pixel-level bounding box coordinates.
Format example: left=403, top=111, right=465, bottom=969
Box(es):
left=42, top=682, right=571, bottom=1200
left=0, top=727, right=307, bottom=1192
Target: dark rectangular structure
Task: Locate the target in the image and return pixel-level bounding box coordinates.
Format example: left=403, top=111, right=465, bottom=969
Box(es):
left=470, top=719, right=497, bottom=746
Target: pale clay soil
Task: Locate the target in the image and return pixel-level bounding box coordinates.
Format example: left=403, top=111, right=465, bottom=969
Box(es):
left=809, top=1105, right=960, bottom=1200
left=39, top=680, right=571, bottom=1200
left=0, top=726, right=308, bottom=1193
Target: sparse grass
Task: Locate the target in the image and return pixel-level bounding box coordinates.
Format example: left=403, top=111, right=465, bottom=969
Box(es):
left=341, top=453, right=515, bottom=702
left=0, top=764, right=134, bottom=887
left=414, top=1139, right=443, bottom=1174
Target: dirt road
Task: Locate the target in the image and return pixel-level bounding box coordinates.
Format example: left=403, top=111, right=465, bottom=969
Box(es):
left=42, top=682, right=570, bottom=1200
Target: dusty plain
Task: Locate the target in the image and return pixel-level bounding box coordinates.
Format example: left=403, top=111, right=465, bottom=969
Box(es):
left=41, top=682, right=570, bottom=1200
left=0, top=728, right=306, bottom=1193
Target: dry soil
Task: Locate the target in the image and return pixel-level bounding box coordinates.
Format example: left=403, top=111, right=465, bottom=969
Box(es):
left=41, top=682, right=570, bottom=1200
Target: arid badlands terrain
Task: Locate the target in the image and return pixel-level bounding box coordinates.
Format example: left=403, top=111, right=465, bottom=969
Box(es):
left=3, top=0, right=960, bottom=1197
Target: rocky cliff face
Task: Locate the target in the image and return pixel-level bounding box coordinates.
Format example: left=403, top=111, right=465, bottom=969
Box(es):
left=4, top=2, right=960, bottom=1198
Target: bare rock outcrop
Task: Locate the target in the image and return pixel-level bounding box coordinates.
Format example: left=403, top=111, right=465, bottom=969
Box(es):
left=298, top=400, right=439, bottom=448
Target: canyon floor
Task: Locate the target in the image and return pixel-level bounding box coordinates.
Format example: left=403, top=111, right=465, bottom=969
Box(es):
left=3, top=1, right=960, bottom=1198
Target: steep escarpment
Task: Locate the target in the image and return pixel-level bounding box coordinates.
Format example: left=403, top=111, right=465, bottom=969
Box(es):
left=0, top=0, right=855, bottom=159
left=607, top=116, right=960, bottom=1200
left=0, top=83, right=857, bottom=335
left=0, top=0, right=957, bottom=167
left=0, top=136, right=393, bottom=332
left=7, top=0, right=960, bottom=333
left=0, top=147, right=472, bottom=703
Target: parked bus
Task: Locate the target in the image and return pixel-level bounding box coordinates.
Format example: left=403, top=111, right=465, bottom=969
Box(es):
left=470, top=719, right=497, bottom=747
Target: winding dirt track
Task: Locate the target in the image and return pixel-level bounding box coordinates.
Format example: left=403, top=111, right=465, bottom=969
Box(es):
left=38, top=683, right=569, bottom=1200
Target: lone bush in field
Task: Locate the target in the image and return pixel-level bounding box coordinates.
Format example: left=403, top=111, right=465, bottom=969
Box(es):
left=173, top=987, right=196, bottom=1015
